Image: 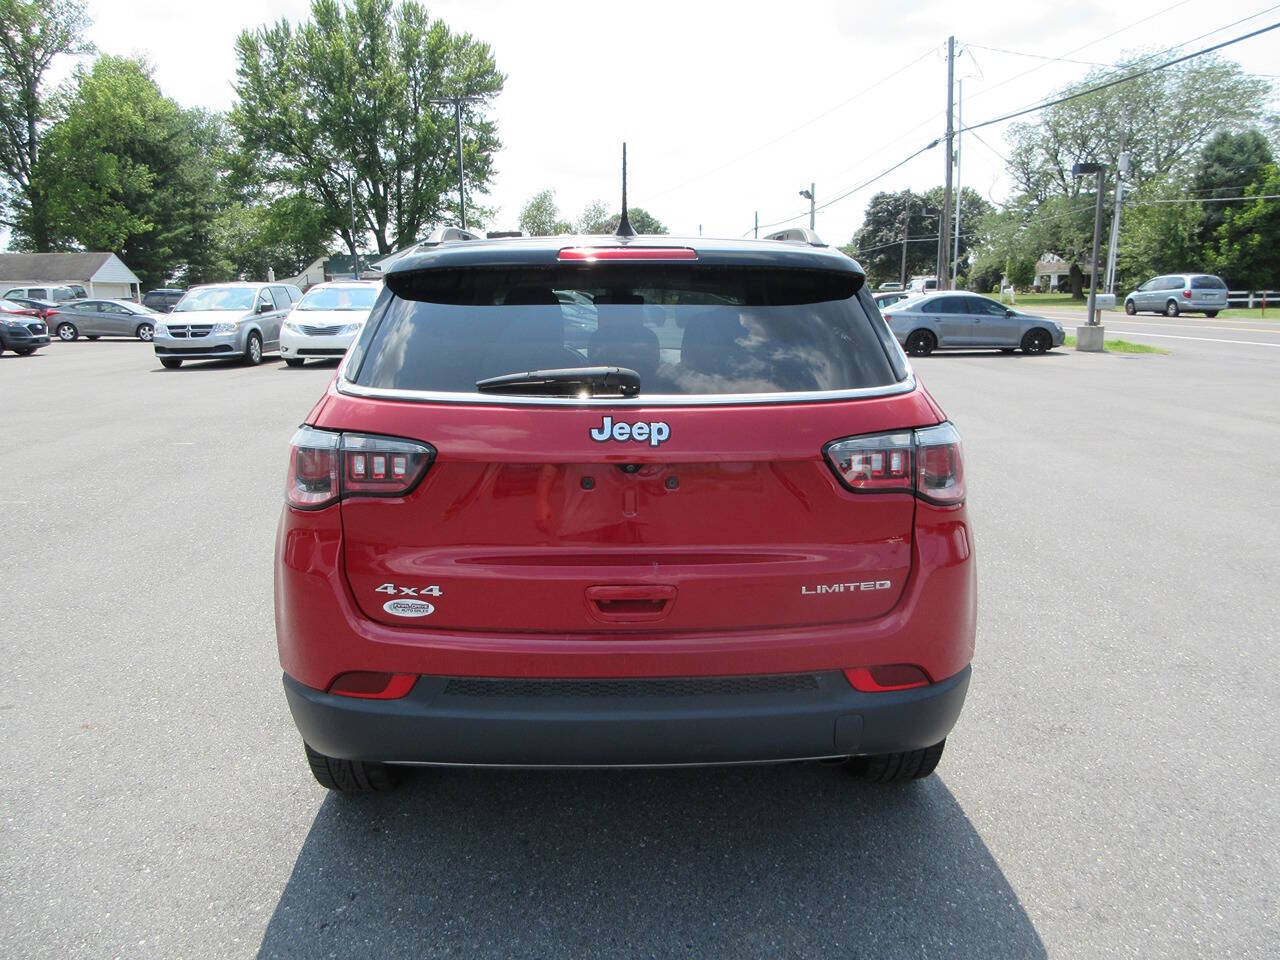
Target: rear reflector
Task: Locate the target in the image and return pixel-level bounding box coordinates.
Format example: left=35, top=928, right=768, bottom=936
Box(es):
left=286, top=426, right=435, bottom=509
left=328, top=671, right=418, bottom=699
left=557, top=247, right=698, bottom=262
left=844, top=665, right=931, bottom=692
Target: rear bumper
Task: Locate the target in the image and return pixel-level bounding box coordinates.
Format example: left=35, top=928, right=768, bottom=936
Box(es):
left=283, top=665, right=970, bottom=767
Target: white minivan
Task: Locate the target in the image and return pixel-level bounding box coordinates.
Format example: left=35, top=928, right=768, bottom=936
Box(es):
left=280, top=280, right=382, bottom=367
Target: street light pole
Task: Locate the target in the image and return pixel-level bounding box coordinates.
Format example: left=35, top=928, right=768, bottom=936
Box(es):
left=799, top=185, right=815, bottom=231
left=935, top=35, right=955, bottom=291
left=1072, top=161, right=1108, bottom=350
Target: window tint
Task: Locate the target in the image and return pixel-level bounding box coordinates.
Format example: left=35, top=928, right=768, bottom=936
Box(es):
left=268, top=286, right=289, bottom=310
left=257, top=289, right=274, bottom=311
left=30, top=288, right=48, bottom=299
left=351, top=265, right=897, bottom=397
left=1191, top=276, right=1226, bottom=289
left=932, top=296, right=969, bottom=314
left=1164, top=276, right=1184, bottom=290
left=967, top=297, right=1007, bottom=316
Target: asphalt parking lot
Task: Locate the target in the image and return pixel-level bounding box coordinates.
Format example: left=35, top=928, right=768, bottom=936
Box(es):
left=2, top=333, right=1277, bottom=959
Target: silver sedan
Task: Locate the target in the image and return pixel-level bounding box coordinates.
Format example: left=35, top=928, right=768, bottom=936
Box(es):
left=880, top=292, right=1066, bottom=356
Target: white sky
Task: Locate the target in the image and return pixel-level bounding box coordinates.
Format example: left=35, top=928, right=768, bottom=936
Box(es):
left=65, top=0, right=1280, bottom=248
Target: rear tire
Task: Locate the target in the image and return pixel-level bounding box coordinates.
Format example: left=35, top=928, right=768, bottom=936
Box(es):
left=1124, top=299, right=1136, bottom=315
left=304, top=743, right=399, bottom=792
left=1204, top=310, right=1219, bottom=318
left=284, top=357, right=305, bottom=368
left=56, top=322, right=78, bottom=342
left=159, top=356, right=183, bottom=369
left=1021, top=328, right=1052, bottom=354
left=1164, top=300, right=1180, bottom=317
left=999, top=348, right=1015, bottom=353
left=848, top=740, right=946, bottom=783
left=243, top=331, right=263, bottom=366
left=87, top=335, right=100, bottom=340
left=905, top=329, right=936, bottom=357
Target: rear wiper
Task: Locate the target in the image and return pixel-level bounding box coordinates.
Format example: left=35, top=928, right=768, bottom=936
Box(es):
left=475, top=366, right=641, bottom=397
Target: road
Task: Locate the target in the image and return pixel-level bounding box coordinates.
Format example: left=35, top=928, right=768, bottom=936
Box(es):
left=1, top=336, right=1277, bottom=959
left=1030, top=303, right=1280, bottom=351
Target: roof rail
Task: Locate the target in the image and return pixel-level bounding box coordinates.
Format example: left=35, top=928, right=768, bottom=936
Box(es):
left=423, top=226, right=484, bottom=246
left=763, top=227, right=826, bottom=247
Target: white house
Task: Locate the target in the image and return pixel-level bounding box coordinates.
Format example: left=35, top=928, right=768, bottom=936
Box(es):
left=0, top=252, right=143, bottom=300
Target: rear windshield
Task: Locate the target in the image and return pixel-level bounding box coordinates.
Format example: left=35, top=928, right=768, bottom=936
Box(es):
left=1190, top=276, right=1226, bottom=289
left=349, top=266, right=898, bottom=397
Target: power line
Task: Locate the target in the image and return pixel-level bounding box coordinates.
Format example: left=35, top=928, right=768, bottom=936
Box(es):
left=963, top=0, right=1198, bottom=105
left=744, top=139, right=941, bottom=235
left=651, top=42, right=942, bottom=201
left=960, top=20, right=1280, bottom=134
left=964, top=43, right=1124, bottom=70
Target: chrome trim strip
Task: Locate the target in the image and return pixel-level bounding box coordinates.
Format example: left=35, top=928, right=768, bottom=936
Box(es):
left=334, top=365, right=918, bottom=407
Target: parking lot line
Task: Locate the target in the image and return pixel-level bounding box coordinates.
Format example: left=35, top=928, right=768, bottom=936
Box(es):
left=1107, top=330, right=1280, bottom=347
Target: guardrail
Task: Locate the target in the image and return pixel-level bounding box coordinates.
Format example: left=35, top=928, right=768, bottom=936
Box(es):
left=1228, top=290, right=1280, bottom=307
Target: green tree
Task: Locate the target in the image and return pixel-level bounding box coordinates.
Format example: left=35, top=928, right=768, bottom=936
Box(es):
left=1192, top=129, right=1273, bottom=249
left=844, top=187, right=991, bottom=286
left=232, top=0, right=503, bottom=258
left=519, top=189, right=572, bottom=235
left=576, top=200, right=611, bottom=234
left=1001, top=53, right=1270, bottom=296
left=573, top=201, right=666, bottom=235
left=1114, top=176, right=1204, bottom=291
left=28, top=56, right=230, bottom=288
left=1210, top=164, right=1280, bottom=289
left=211, top=193, right=335, bottom=282
left=0, top=0, right=92, bottom=250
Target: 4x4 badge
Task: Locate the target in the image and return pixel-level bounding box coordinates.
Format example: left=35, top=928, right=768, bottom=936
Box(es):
left=590, top=416, right=670, bottom=447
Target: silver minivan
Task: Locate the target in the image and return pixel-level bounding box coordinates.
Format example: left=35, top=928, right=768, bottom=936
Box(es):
left=881, top=292, right=1065, bottom=356
left=1124, top=273, right=1228, bottom=317
left=152, top=282, right=301, bottom=369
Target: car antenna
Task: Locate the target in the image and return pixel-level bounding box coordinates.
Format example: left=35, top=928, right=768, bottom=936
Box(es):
left=615, top=142, right=636, bottom=237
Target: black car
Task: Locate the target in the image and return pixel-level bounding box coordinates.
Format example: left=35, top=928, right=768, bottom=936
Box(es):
left=0, top=301, right=51, bottom=355
left=142, top=288, right=185, bottom=313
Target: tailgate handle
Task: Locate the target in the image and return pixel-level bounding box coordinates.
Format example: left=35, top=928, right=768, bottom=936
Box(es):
left=586, top=585, right=677, bottom=623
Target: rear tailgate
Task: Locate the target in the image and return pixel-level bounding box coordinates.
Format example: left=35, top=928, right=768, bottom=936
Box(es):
left=328, top=390, right=939, bottom=634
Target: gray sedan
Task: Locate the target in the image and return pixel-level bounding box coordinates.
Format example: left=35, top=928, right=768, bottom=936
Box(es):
left=50, top=299, right=158, bottom=342
left=880, top=292, right=1066, bottom=356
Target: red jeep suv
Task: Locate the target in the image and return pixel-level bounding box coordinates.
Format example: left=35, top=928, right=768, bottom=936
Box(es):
left=275, top=232, right=975, bottom=791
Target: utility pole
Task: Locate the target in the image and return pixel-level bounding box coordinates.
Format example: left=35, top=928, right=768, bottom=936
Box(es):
left=899, top=199, right=911, bottom=289
left=753, top=211, right=758, bottom=239
left=1104, top=142, right=1129, bottom=295
left=935, top=36, right=955, bottom=290
left=348, top=170, right=360, bottom=279
left=952, top=79, right=962, bottom=283
left=453, top=100, right=466, bottom=230
left=429, top=95, right=484, bottom=231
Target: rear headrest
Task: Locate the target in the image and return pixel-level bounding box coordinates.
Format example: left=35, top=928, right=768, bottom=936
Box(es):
left=503, top=286, right=560, bottom=306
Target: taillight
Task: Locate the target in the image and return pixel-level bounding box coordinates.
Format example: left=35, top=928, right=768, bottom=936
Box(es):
left=1182, top=289, right=1191, bottom=298
left=882, top=313, right=893, bottom=323
left=286, top=426, right=434, bottom=509
left=824, top=421, right=964, bottom=505
left=557, top=246, right=698, bottom=262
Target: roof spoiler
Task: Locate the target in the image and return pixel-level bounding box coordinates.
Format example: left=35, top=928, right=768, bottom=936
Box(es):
left=763, top=227, right=826, bottom=247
